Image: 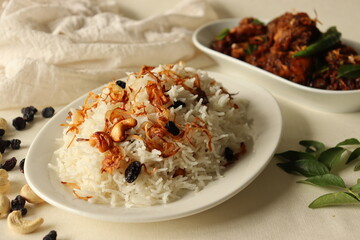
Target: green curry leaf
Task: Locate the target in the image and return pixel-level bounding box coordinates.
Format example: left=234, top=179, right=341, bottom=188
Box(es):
left=336, top=138, right=360, bottom=146
left=275, top=150, right=316, bottom=162
left=318, top=147, right=346, bottom=170
left=347, top=147, right=360, bottom=164
left=293, top=26, right=341, bottom=57
left=337, top=64, right=360, bottom=79
left=354, top=161, right=360, bottom=171
left=308, top=192, right=359, bottom=208
left=252, top=18, right=264, bottom=25
left=276, top=138, right=360, bottom=208
left=297, top=173, right=346, bottom=189
left=350, top=182, right=360, bottom=193
left=299, top=140, right=325, bottom=157
left=245, top=44, right=258, bottom=55
left=277, top=159, right=329, bottom=177
left=216, top=28, right=230, bottom=40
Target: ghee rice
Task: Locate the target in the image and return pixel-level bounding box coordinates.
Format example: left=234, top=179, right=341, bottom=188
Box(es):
left=51, top=63, right=251, bottom=207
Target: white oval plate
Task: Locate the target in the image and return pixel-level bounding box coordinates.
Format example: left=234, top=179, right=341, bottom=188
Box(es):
left=25, top=71, right=282, bottom=223
left=193, top=18, right=360, bottom=113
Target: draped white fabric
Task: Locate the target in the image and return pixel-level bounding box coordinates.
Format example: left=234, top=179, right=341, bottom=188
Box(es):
left=0, top=0, right=217, bottom=109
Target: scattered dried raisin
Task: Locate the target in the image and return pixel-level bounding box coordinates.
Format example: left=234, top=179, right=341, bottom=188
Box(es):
left=12, top=117, right=26, bottom=130
left=23, top=112, right=35, bottom=122
left=115, top=80, right=126, bottom=89
left=0, top=140, right=10, bottom=153
left=169, top=100, right=186, bottom=109
left=0, top=157, right=17, bottom=171
left=22, top=106, right=37, bottom=122
left=42, top=107, right=55, bottom=118
left=19, top=158, right=25, bottom=173
left=10, top=139, right=21, bottom=150
left=195, top=88, right=209, bottom=105
left=43, top=230, right=57, bottom=240
left=11, top=195, right=26, bottom=211
left=165, top=121, right=180, bottom=136
left=224, top=147, right=234, bottom=161
left=21, top=106, right=38, bottom=115
left=125, top=161, right=142, bottom=183
left=20, top=207, right=27, bottom=216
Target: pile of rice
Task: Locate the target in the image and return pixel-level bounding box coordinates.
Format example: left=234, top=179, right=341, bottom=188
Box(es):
left=51, top=63, right=251, bottom=207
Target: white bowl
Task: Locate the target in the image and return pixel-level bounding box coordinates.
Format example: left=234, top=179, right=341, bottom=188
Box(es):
left=193, top=18, right=360, bottom=113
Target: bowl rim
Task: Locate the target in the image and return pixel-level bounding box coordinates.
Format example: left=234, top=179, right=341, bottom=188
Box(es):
left=193, top=18, right=360, bottom=95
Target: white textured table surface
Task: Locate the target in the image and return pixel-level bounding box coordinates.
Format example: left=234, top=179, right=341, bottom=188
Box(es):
left=1, top=0, right=360, bottom=239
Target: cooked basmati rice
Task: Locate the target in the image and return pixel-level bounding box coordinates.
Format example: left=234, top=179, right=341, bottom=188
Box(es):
left=51, top=63, right=251, bottom=208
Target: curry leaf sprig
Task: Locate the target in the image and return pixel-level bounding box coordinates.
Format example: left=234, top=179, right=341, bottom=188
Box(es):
left=216, top=28, right=230, bottom=41
left=292, top=26, right=341, bottom=58
left=275, top=138, right=360, bottom=208
left=337, top=64, right=360, bottom=79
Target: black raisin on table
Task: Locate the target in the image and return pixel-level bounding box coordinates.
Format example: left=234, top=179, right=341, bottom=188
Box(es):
left=23, top=112, right=35, bottom=122
left=12, top=117, right=26, bottom=130
left=0, top=140, right=10, bottom=153
left=1, top=157, right=17, bottom=171
left=19, top=158, right=25, bottom=173
left=10, top=139, right=21, bottom=150
left=22, top=106, right=38, bottom=122
left=42, top=107, right=55, bottom=118
left=11, top=195, right=26, bottom=211
left=21, top=106, right=38, bottom=115
left=20, top=207, right=27, bottom=216
left=43, top=230, right=57, bottom=240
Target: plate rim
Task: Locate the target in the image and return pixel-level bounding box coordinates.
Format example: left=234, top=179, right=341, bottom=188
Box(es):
left=25, top=70, right=283, bottom=223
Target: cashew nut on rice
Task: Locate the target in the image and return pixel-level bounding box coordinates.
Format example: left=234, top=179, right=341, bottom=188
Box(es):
left=110, top=118, right=137, bottom=142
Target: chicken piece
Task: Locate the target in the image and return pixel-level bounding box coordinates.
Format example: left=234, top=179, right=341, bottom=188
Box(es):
left=253, top=50, right=314, bottom=85
left=211, top=17, right=266, bottom=57
left=254, top=13, right=319, bottom=84
left=232, top=17, right=266, bottom=42
left=267, top=12, right=320, bottom=52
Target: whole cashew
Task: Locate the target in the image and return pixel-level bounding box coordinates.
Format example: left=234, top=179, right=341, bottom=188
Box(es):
left=0, top=118, right=7, bottom=130
left=20, top=184, right=44, bottom=204
left=0, top=169, right=8, bottom=179
left=0, top=169, right=10, bottom=194
left=0, top=194, right=10, bottom=218
left=110, top=118, right=137, bottom=142
left=7, top=210, right=44, bottom=234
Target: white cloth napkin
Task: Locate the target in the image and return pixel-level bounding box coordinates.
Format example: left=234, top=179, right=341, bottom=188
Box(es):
left=0, top=0, right=217, bottom=109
